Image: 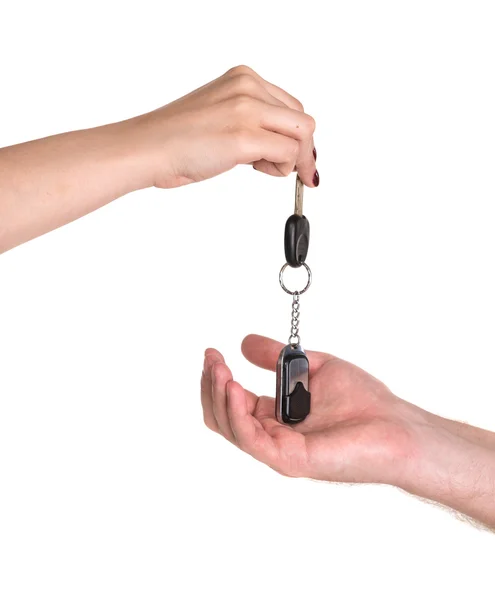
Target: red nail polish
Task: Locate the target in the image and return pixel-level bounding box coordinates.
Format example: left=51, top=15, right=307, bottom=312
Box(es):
left=313, top=170, right=319, bottom=187
left=313, top=147, right=317, bottom=160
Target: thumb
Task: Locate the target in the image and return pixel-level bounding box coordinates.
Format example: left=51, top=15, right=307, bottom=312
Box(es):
left=241, top=334, right=332, bottom=375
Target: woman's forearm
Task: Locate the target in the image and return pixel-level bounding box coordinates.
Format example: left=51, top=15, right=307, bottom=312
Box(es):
left=0, top=119, right=149, bottom=253
left=0, top=67, right=318, bottom=254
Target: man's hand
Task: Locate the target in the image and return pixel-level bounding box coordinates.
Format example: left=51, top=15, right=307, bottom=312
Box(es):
left=201, top=334, right=495, bottom=529
left=201, top=334, right=421, bottom=485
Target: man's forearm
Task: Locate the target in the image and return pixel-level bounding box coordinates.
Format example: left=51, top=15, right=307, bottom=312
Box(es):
left=0, top=119, right=148, bottom=253
left=433, top=414, right=495, bottom=451
left=402, top=413, right=495, bottom=529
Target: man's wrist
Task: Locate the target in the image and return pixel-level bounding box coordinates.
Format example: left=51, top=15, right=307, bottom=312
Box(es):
left=399, top=410, right=495, bottom=528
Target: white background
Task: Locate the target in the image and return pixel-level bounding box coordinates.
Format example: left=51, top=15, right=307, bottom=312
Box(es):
left=1, top=1, right=494, bottom=598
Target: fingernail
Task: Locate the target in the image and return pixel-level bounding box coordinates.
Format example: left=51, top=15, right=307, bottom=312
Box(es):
left=313, top=147, right=317, bottom=160
left=313, top=170, right=319, bottom=187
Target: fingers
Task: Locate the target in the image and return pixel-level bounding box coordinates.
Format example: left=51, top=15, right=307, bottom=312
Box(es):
left=201, top=345, right=302, bottom=476
left=258, top=103, right=316, bottom=185
left=250, top=73, right=318, bottom=187
left=201, top=349, right=236, bottom=442
left=246, top=66, right=318, bottom=187
left=222, top=66, right=317, bottom=186
left=201, top=348, right=278, bottom=456
left=241, top=334, right=333, bottom=375
left=257, top=103, right=315, bottom=146
left=234, top=128, right=300, bottom=176
left=228, top=98, right=316, bottom=184
left=226, top=381, right=279, bottom=467
left=252, top=159, right=289, bottom=177
left=240, top=335, right=283, bottom=373
left=211, top=361, right=236, bottom=443
left=201, top=348, right=258, bottom=446
left=201, top=349, right=224, bottom=433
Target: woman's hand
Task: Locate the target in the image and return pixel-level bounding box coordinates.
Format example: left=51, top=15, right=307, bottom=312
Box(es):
left=0, top=65, right=316, bottom=253
left=132, top=65, right=318, bottom=189
left=201, top=334, right=495, bottom=529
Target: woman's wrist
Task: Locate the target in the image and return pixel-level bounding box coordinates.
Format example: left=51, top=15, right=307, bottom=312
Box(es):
left=0, top=120, right=154, bottom=252
left=98, top=117, right=156, bottom=194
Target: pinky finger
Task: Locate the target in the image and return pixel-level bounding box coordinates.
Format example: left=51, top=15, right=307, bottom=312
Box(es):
left=236, top=130, right=297, bottom=176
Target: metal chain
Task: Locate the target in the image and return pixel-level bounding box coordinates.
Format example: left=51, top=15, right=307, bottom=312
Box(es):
left=289, top=293, right=301, bottom=346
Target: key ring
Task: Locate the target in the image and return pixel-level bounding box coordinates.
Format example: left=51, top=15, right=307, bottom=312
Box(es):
left=279, top=262, right=312, bottom=295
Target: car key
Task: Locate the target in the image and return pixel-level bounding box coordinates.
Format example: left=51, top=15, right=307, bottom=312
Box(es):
left=276, top=175, right=312, bottom=424
left=284, top=175, right=310, bottom=267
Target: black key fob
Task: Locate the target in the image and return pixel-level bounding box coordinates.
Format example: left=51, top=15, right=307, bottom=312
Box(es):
left=284, top=214, right=310, bottom=268
left=276, top=344, right=311, bottom=424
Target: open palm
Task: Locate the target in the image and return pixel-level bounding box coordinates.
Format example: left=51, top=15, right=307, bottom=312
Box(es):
left=201, top=335, right=419, bottom=486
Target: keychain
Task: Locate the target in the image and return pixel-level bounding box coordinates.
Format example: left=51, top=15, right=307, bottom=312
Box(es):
left=276, top=175, right=312, bottom=424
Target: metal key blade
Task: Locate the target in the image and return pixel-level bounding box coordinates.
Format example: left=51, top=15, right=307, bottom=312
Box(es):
left=294, top=174, right=304, bottom=216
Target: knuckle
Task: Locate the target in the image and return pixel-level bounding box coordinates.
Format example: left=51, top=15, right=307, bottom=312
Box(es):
left=303, top=113, right=316, bottom=134
left=277, top=164, right=294, bottom=178
left=226, top=64, right=255, bottom=78
left=231, top=73, right=258, bottom=95
left=294, top=99, right=304, bottom=112
left=230, top=93, right=256, bottom=116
